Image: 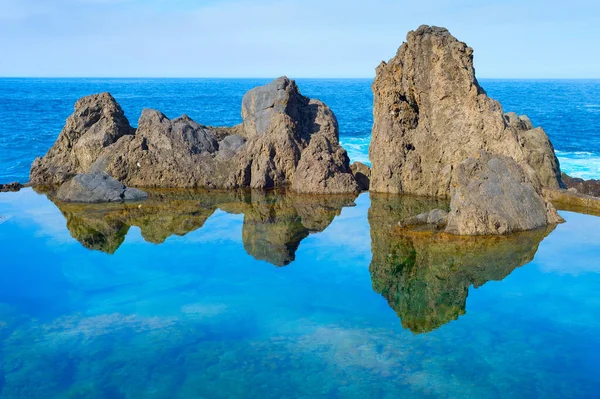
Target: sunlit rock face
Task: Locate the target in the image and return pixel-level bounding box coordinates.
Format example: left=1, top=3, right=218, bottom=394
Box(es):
left=368, top=25, right=563, bottom=235
left=369, top=25, right=562, bottom=196
left=30, top=78, right=358, bottom=194
left=368, top=193, right=554, bottom=333
left=45, top=189, right=357, bottom=266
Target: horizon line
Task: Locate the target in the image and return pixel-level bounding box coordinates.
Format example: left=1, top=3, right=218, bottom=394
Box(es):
left=1, top=76, right=600, bottom=81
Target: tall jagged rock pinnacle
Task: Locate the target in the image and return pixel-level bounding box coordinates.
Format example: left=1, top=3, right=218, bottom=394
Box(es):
left=369, top=25, right=563, bottom=234
left=369, top=25, right=562, bottom=196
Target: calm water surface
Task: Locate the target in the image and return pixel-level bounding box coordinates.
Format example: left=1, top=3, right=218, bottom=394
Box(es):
left=0, top=188, right=599, bottom=398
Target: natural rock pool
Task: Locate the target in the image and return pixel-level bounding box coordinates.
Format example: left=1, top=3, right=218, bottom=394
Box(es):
left=0, top=188, right=599, bottom=398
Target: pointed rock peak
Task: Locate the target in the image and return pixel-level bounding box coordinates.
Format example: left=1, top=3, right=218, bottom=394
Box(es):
left=413, top=25, right=452, bottom=37
left=173, top=114, right=196, bottom=124
left=139, top=108, right=169, bottom=124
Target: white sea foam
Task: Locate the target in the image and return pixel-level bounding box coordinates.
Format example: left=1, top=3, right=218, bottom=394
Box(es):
left=557, top=151, right=600, bottom=180
left=340, top=137, right=600, bottom=180
left=340, top=137, right=371, bottom=166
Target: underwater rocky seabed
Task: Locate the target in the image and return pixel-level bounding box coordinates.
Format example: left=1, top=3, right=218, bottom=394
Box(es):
left=1, top=188, right=600, bottom=398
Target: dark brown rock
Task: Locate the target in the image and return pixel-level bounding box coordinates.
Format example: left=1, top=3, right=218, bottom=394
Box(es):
left=0, top=182, right=23, bottom=192
left=350, top=161, right=371, bottom=191
left=562, top=173, right=600, bottom=197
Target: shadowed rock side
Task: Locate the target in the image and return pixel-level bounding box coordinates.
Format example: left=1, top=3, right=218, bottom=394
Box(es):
left=350, top=161, right=371, bottom=191
left=56, top=172, right=147, bottom=203
left=45, top=189, right=357, bottom=265
left=368, top=25, right=563, bottom=234
left=562, top=173, right=600, bottom=197
left=368, top=193, right=554, bottom=333
left=30, top=78, right=357, bottom=195
left=0, top=182, right=23, bottom=192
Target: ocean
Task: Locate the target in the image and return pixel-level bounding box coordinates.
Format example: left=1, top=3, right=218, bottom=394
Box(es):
left=0, top=78, right=599, bottom=183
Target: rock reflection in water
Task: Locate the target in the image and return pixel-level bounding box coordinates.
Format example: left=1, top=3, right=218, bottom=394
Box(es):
left=368, top=193, right=554, bottom=333
left=46, top=189, right=357, bottom=266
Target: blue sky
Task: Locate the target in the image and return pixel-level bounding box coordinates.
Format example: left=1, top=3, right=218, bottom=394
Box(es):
left=1, top=0, right=599, bottom=78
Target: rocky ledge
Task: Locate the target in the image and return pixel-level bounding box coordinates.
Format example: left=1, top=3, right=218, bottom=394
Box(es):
left=562, top=173, right=600, bottom=197
left=30, top=77, right=359, bottom=201
left=368, top=25, right=572, bottom=235
left=0, top=182, right=23, bottom=193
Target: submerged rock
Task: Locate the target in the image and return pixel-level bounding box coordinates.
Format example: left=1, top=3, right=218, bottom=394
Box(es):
left=399, top=208, right=448, bottom=229
left=56, top=172, right=148, bottom=203
left=0, top=182, right=23, bottom=192
left=368, top=25, right=563, bottom=235
left=30, top=77, right=357, bottom=195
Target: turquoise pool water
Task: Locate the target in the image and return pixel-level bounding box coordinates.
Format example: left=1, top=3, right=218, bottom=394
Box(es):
left=0, top=188, right=599, bottom=398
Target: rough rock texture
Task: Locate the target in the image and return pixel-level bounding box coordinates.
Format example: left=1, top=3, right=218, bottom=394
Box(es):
left=291, top=134, right=358, bottom=194
left=369, top=193, right=554, bottom=333
left=56, top=172, right=148, bottom=203
left=369, top=25, right=563, bottom=196
left=350, top=162, right=371, bottom=191
left=0, top=182, right=23, bottom=192
left=30, top=93, right=134, bottom=186
left=30, top=77, right=357, bottom=195
left=445, top=152, right=562, bottom=235
left=562, top=173, right=600, bottom=197
left=47, top=189, right=356, bottom=263
left=544, top=188, right=600, bottom=217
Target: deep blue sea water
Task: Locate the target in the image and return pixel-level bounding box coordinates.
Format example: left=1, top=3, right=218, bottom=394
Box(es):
left=0, top=78, right=599, bottom=182
left=1, top=79, right=600, bottom=398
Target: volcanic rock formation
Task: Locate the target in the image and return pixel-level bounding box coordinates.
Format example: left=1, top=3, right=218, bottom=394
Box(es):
left=369, top=25, right=564, bottom=234
left=30, top=77, right=358, bottom=195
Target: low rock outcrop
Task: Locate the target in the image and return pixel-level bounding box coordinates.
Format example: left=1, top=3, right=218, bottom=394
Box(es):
left=544, top=188, right=600, bottom=217
left=562, top=173, right=600, bottom=197
left=369, top=25, right=564, bottom=235
left=56, top=172, right=147, bottom=203
left=30, top=77, right=358, bottom=195
left=0, top=182, right=23, bottom=192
